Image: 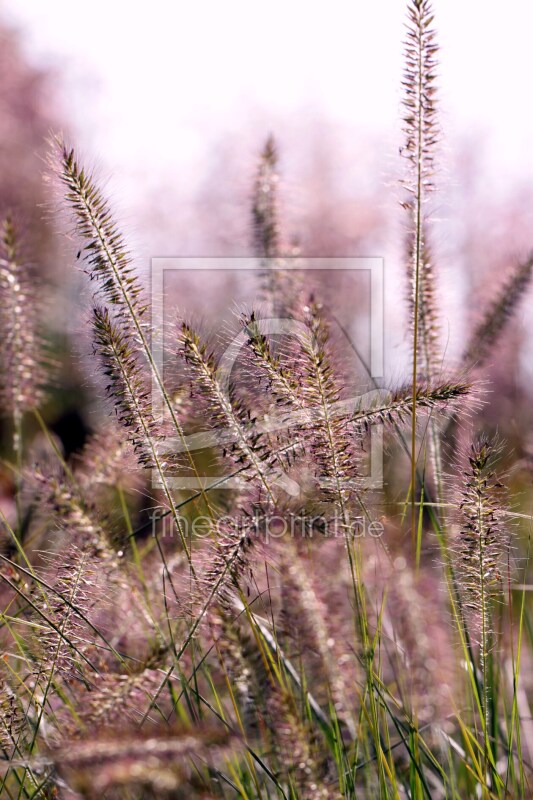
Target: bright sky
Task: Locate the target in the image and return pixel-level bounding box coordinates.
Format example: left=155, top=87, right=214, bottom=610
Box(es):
left=4, top=0, right=533, bottom=196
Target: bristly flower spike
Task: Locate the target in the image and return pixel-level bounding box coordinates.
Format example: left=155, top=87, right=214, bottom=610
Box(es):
left=401, top=0, right=444, bottom=545
left=53, top=138, right=214, bottom=523
left=252, top=134, right=279, bottom=261
left=0, top=216, right=45, bottom=424
left=453, top=436, right=511, bottom=752
left=462, top=253, right=533, bottom=369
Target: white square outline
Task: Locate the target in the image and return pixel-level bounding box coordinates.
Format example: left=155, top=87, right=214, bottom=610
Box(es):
left=150, top=257, right=384, bottom=491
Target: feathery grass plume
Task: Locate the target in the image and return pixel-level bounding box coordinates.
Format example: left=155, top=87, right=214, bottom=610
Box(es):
left=404, top=223, right=440, bottom=381
left=208, top=600, right=257, bottom=733
left=92, top=305, right=159, bottom=468
left=239, top=310, right=309, bottom=486
left=241, top=310, right=307, bottom=419
left=402, top=2, right=440, bottom=370
left=198, top=513, right=258, bottom=604
left=178, top=321, right=278, bottom=505
left=264, top=685, right=330, bottom=799
left=54, top=142, right=146, bottom=318
left=53, top=139, right=213, bottom=527
left=278, top=543, right=355, bottom=737
left=252, top=136, right=283, bottom=311
left=75, top=424, right=139, bottom=489
left=0, top=671, right=29, bottom=760
left=31, top=471, right=128, bottom=682
left=50, top=724, right=236, bottom=799
left=36, top=542, right=106, bottom=682
left=33, top=472, right=134, bottom=669
left=251, top=137, right=304, bottom=316
left=35, top=471, right=120, bottom=561
left=92, top=305, right=194, bottom=566
left=0, top=667, right=41, bottom=796
left=252, top=135, right=280, bottom=261
left=462, top=253, right=533, bottom=369
left=455, top=438, right=508, bottom=635
left=296, top=294, right=360, bottom=534
left=298, top=298, right=363, bottom=521
left=0, top=216, right=45, bottom=433
left=70, top=669, right=164, bottom=733
left=402, top=0, right=442, bottom=542
left=453, top=437, right=510, bottom=764
left=402, top=0, right=439, bottom=203
left=351, top=379, right=473, bottom=430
